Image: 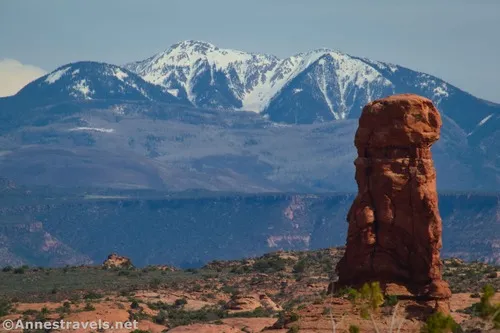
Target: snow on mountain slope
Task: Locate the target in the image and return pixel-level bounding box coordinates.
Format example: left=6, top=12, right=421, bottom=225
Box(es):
left=263, top=51, right=395, bottom=123
left=125, top=40, right=281, bottom=110
left=125, top=40, right=471, bottom=122
left=13, top=61, right=190, bottom=106
left=125, top=41, right=391, bottom=119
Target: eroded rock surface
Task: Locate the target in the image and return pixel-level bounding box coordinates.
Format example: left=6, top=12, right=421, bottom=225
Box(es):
left=225, top=293, right=281, bottom=313
left=102, top=253, right=133, bottom=269
left=335, top=94, right=451, bottom=302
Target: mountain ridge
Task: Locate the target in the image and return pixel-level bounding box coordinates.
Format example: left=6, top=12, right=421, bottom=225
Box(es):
left=0, top=40, right=497, bottom=192
left=121, top=40, right=500, bottom=140
left=10, top=61, right=191, bottom=107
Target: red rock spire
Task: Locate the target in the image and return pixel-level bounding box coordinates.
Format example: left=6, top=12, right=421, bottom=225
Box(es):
left=334, top=94, right=451, bottom=309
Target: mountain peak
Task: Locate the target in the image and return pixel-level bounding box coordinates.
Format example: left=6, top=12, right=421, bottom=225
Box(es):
left=123, top=42, right=498, bottom=128
left=170, top=40, right=218, bottom=53
left=12, top=61, right=188, bottom=106
left=125, top=44, right=391, bottom=116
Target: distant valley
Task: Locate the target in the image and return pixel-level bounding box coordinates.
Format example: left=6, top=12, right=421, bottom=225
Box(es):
left=0, top=182, right=498, bottom=267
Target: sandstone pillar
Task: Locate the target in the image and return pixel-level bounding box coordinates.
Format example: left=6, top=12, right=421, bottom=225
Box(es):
left=335, top=94, right=451, bottom=305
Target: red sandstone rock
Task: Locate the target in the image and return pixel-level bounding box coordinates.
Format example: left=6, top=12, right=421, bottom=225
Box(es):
left=334, top=94, right=451, bottom=304
left=102, top=253, right=134, bottom=269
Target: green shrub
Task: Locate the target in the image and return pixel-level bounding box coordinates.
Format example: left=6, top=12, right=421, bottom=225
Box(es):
left=149, top=302, right=228, bottom=327
left=347, top=282, right=384, bottom=319
left=292, top=260, right=307, bottom=274
left=175, top=298, right=188, bottom=307
left=346, top=288, right=361, bottom=302
left=231, top=306, right=272, bottom=318
left=22, top=309, right=38, bottom=316
left=131, top=300, right=140, bottom=309
left=118, top=270, right=131, bottom=276
left=221, top=285, right=238, bottom=295
left=83, top=302, right=95, bottom=311
left=273, top=311, right=287, bottom=328
left=230, top=266, right=251, bottom=274
left=360, top=282, right=384, bottom=311
left=289, top=312, right=300, bottom=322
left=56, top=301, right=71, bottom=315
left=13, top=267, right=25, bottom=274
left=384, top=295, right=399, bottom=307
left=471, top=284, right=500, bottom=328
left=421, top=312, right=461, bottom=333
left=253, top=257, right=287, bottom=273
left=83, top=291, right=103, bottom=300
left=349, top=325, right=360, bottom=333
left=287, top=325, right=299, bottom=333
left=2, top=266, right=12, bottom=272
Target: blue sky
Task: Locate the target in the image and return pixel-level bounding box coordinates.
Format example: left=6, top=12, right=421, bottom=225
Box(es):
left=1, top=0, right=499, bottom=102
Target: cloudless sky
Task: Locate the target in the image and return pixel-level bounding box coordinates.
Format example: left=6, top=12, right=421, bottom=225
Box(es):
left=1, top=0, right=499, bottom=102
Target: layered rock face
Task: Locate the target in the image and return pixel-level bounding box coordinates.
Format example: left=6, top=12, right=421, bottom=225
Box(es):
left=335, top=94, right=451, bottom=302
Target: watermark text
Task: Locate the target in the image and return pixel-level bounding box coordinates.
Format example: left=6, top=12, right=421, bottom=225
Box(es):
left=2, top=319, right=139, bottom=331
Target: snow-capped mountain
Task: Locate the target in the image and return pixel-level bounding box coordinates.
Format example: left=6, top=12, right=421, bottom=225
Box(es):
left=13, top=61, right=190, bottom=106
left=125, top=40, right=394, bottom=120
left=0, top=41, right=497, bottom=192
left=125, top=40, right=498, bottom=129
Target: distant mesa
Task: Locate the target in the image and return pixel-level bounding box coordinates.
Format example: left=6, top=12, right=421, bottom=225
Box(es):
left=333, top=94, right=452, bottom=312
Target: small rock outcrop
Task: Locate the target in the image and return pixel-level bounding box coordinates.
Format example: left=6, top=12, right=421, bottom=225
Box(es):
left=102, top=253, right=133, bottom=269
left=334, top=94, right=451, bottom=306
left=225, top=294, right=281, bottom=313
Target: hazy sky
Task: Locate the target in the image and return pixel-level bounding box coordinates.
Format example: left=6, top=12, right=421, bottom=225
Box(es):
left=1, top=0, right=499, bottom=102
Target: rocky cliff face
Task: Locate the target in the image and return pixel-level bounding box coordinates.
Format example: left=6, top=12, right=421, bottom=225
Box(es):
left=0, top=221, right=92, bottom=267
left=335, top=94, right=451, bottom=302
left=0, top=185, right=497, bottom=268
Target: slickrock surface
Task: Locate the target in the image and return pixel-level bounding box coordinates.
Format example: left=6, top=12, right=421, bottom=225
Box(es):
left=225, top=294, right=282, bottom=313
left=335, top=94, right=451, bottom=303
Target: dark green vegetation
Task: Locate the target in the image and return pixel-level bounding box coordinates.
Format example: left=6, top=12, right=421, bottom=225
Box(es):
left=146, top=301, right=274, bottom=328
left=0, top=266, right=209, bottom=302
left=342, top=282, right=385, bottom=319
left=349, top=325, right=360, bottom=333
left=0, top=249, right=498, bottom=332
left=0, top=248, right=498, bottom=303
left=463, top=285, right=500, bottom=329
left=421, top=312, right=461, bottom=333
left=442, top=259, right=500, bottom=293
left=0, top=179, right=498, bottom=268
left=0, top=298, right=11, bottom=316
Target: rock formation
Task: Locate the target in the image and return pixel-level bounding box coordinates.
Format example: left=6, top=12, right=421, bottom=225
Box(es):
left=225, top=294, right=282, bottom=313
left=102, top=253, right=134, bottom=269
left=334, top=94, right=451, bottom=306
